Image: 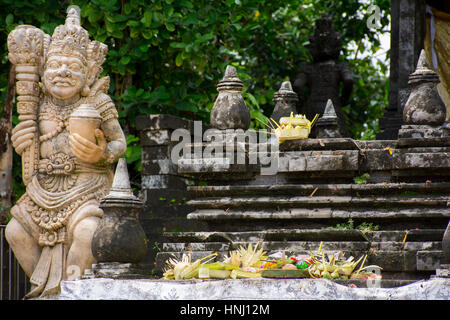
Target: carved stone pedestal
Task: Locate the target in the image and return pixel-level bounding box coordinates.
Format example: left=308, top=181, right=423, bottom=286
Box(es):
left=91, top=158, right=148, bottom=264
left=398, top=124, right=450, bottom=139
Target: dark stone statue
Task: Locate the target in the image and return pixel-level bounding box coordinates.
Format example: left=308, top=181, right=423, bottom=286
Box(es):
left=293, top=14, right=353, bottom=137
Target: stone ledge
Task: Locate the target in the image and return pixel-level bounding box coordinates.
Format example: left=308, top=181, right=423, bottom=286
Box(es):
left=160, top=240, right=441, bottom=253
left=186, top=195, right=450, bottom=210
left=163, top=229, right=445, bottom=243
left=186, top=208, right=450, bottom=220
left=187, top=182, right=450, bottom=197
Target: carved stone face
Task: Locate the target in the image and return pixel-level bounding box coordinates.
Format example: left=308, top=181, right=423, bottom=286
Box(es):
left=43, top=55, right=86, bottom=103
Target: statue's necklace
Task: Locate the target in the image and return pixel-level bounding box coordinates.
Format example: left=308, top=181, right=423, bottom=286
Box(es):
left=39, top=97, right=86, bottom=142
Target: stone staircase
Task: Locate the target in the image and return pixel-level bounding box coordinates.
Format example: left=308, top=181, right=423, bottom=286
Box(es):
left=157, top=182, right=449, bottom=280
left=153, top=135, right=450, bottom=281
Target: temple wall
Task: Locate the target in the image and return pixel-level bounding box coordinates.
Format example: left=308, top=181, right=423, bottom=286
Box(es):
left=137, top=114, right=449, bottom=279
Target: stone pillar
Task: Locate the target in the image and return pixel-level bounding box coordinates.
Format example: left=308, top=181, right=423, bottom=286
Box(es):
left=135, top=114, right=206, bottom=266
left=377, top=0, right=425, bottom=140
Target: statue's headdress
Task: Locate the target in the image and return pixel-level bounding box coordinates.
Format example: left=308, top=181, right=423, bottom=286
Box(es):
left=308, top=14, right=342, bottom=62
left=45, top=6, right=108, bottom=87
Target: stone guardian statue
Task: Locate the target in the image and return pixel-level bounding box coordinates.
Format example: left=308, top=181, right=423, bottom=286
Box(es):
left=6, top=5, right=126, bottom=298
left=293, top=14, right=353, bottom=137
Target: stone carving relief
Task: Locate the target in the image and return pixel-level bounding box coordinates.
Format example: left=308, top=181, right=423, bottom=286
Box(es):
left=5, top=5, right=126, bottom=298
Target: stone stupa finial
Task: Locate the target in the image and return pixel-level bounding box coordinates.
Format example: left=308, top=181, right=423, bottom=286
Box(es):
left=322, top=99, right=338, bottom=119
left=105, top=158, right=135, bottom=199
left=271, top=81, right=298, bottom=124
left=402, top=49, right=446, bottom=126
left=210, top=64, right=250, bottom=130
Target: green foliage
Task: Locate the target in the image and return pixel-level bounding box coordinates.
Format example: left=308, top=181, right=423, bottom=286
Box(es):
left=0, top=0, right=390, bottom=198
left=353, top=173, right=371, bottom=184
left=356, top=221, right=380, bottom=233
left=327, top=219, right=380, bottom=233
left=329, top=218, right=355, bottom=230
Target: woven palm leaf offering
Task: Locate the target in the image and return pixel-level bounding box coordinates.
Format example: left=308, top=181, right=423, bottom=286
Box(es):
left=261, top=242, right=383, bottom=280
left=162, top=242, right=268, bottom=280
left=162, top=252, right=218, bottom=280
left=266, top=112, right=319, bottom=143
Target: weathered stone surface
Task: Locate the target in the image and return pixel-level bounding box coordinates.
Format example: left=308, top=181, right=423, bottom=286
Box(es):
left=280, top=150, right=359, bottom=172
left=270, top=81, right=298, bottom=124
left=434, top=266, right=450, bottom=278
left=393, top=151, right=450, bottom=170
left=140, top=129, right=172, bottom=146
left=142, top=145, right=173, bottom=160
left=210, top=65, right=250, bottom=130
left=398, top=125, right=450, bottom=139
left=83, top=262, right=154, bottom=279
left=403, top=50, right=446, bottom=126
left=178, top=158, right=232, bottom=173
left=416, top=250, right=443, bottom=271
left=142, top=174, right=187, bottom=190
left=187, top=182, right=450, bottom=197
left=186, top=195, right=449, bottom=211
left=186, top=208, right=450, bottom=223
left=92, top=159, right=148, bottom=264
left=164, top=229, right=368, bottom=243
left=142, top=159, right=178, bottom=175
left=315, top=99, right=342, bottom=138
left=280, top=138, right=357, bottom=151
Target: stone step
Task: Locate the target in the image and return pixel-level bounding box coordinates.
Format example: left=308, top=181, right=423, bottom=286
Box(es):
left=162, top=241, right=442, bottom=253
left=187, top=208, right=450, bottom=221
left=163, top=229, right=446, bottom=243
left=187, top=182, right=450, bottom=197
left=186, top=195, right=449, bottom=209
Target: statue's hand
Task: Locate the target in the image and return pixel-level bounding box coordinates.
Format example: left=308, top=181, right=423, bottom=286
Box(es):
left=69, top=129, right=107, bottom=164
left=11, top=120, right=37, bottom=155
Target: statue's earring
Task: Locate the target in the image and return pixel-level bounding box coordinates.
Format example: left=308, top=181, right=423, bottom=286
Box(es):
left=81, top=85, right=91, bottom=97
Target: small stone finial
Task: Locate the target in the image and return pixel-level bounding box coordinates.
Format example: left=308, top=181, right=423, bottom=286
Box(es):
left=315, top=99, right=342, bottom=138
left=277, top=81, right=295, bottom=95
left=271, top=81, right=298, bottom=123
left=403, top=49, right=446, bottom=126
left=408, top=50, right=440, bottom=86
left=274, top=81, right=298, bottom=100
left=111, top=158, right=132, bottom=191
left=210, top=64, right=250, bottom=130
left=224, top=65, right=238, bottom=78
left=322, top=99, right=338, bottom=119
left=103, top=158, right=136, bottom=200
left=216, top=65, right=244, bottom=92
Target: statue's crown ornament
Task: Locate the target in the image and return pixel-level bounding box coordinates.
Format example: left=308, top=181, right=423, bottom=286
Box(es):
left=47, top=5, right=107, bottom=70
